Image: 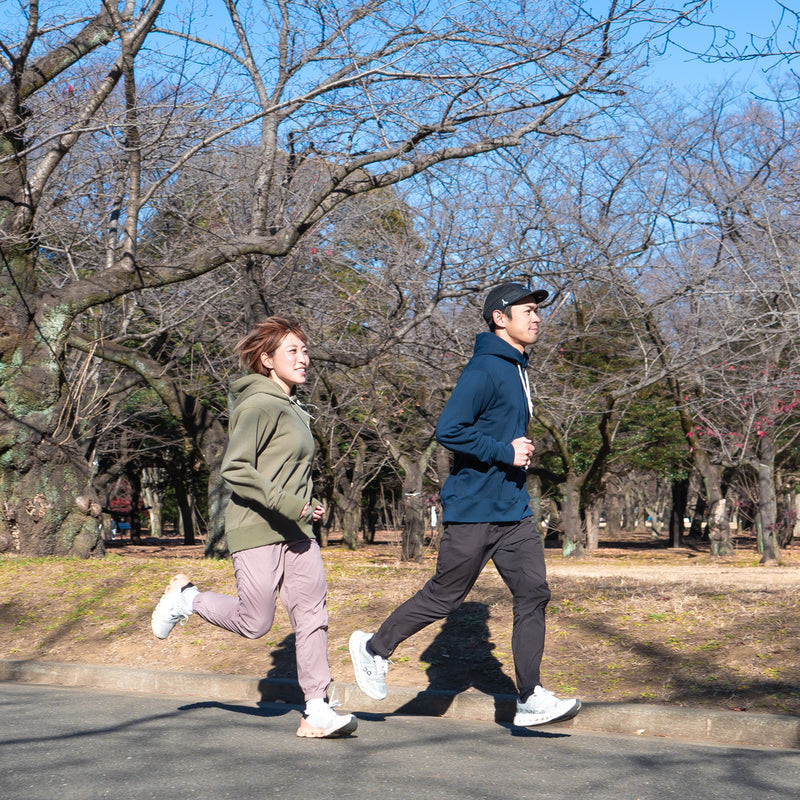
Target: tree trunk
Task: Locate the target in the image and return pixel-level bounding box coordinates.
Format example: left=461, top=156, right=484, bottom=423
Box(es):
left=697, top=459, right=733, bottom=556
left=707, top=497, right=733, bottom=556
left=0, top=317, right=104, bottom=556
left=141, top=467, right=164, bottom=538
left=585, top=498, right=601, bottom=552
left=688, top=490, right=706, bottom=540
left=204, top=471, right=230, bottom=557
left=561, top=472, right=585, bottom=558
left=167, top=467, right=196, bottom=546
left=362, top=489, right=378, bottom=544
left=341, top=501, right=361, bottom=550
left=127, top=472, right=144, bottom=545
left=670, top=476, right=688, bottom=548
left=401, top=488, right=426, bottom=563
left=605, top=493, right=623, bottom=538
left=756, top=432, right=779, bottom=565
left=527, top=472, right=543, bottom=542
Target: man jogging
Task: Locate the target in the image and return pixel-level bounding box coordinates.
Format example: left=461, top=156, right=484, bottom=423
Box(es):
left=349, top=282, right=580, bottom=727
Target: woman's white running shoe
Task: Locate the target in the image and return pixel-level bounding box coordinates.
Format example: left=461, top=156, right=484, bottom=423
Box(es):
left=297, top=698, right=357, bottom=738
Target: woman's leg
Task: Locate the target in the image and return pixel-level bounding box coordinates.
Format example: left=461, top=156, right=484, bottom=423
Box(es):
left=193, top=545, right=283, bottom=639
left=279, top=538, right=331, bottom=701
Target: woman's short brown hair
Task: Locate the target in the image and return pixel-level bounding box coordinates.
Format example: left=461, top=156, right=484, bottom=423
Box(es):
left=235, top=317, right=308, bottom=376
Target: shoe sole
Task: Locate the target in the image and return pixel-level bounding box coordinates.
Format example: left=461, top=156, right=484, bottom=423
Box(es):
left=348, top=631, right=387, bottom=701
left=296, top=715, right=358, bottom=738
left=513, top=699, right=582, bottom=727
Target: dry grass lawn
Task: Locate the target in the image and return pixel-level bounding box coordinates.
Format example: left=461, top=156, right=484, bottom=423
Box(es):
left=1, top=531, right=798, bottom=715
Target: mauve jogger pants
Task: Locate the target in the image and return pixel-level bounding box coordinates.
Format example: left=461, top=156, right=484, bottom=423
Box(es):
left=193, top=538, right=331, bottom=702
left=369, top=516, right=551, bottom=701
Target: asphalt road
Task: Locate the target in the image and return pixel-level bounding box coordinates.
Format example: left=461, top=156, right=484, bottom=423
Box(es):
left=1, top=682, right=798, bottom=800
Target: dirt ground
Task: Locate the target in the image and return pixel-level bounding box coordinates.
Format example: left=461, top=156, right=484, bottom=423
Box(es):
left=1, top=530, right=799, bottom=715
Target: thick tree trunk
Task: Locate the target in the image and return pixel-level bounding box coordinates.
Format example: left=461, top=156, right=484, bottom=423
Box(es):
left=0, top=317, right=103, bottom=556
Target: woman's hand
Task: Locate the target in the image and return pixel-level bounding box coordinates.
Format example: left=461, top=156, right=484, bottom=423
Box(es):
left=301, top=502, right=326, bottom=522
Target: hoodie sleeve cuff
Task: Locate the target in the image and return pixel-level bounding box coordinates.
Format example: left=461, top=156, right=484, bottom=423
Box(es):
left=498, top=443, right=516, bottom=465
left=281, top=493, right=308, bottom=522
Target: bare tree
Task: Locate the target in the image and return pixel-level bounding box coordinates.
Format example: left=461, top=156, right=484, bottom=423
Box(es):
left=0, top=1, right=707, bottom=556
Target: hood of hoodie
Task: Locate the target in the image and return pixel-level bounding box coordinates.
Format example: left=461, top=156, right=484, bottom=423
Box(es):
left=229, top=373, right=311, bottom=424
left=230, top=373, right=290, bottom=403
left=472, top=331, right=529, bottom=367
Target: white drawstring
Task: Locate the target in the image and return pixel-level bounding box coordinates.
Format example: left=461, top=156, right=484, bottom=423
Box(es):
left=518, top=364, right=533, bottom=420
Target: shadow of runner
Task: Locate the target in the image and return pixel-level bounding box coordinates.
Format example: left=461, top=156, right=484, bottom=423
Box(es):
left=420, top=602, right=517, bottom=695
left=177, top=700, right=293, bottom=719
left=393, top=602, right=518, bottom=721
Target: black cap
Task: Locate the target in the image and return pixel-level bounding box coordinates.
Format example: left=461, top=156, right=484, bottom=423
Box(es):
left=482, top=282, right=549, bottom=324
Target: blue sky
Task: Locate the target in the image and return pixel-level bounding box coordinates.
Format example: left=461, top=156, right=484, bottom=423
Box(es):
left=643, top=1, right=799, bottom=94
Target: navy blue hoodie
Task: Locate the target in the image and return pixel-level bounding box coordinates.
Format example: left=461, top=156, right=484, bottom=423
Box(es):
left=435, top=332, right=532, bottom=523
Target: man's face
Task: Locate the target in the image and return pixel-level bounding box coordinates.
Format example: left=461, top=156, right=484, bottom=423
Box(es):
left=494, top=301, right=541, bottom=349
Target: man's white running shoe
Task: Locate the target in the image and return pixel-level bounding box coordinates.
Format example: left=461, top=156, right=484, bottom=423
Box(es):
left=151, top=575, right=198, bottom=639
left=349, top=630, right=389, bottom=700
left=513, top=685, right=581, bottom=727
left=297, top=698, right=357, bottom=738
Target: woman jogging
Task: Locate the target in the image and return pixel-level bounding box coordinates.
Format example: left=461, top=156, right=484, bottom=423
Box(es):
left=151, top=317, right=356, bottom=739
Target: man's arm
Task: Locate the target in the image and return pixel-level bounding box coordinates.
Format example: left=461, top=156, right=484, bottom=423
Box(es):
left=435, top=368, right=516, bottom=465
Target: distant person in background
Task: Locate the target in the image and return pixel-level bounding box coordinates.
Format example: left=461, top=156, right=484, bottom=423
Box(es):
left=151, top=317, right=356, bottom=739
left=350, top=283, right=580, bottom=727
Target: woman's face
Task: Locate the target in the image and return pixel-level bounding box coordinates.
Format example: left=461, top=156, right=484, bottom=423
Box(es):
left=260, top=332, right=309, bottom=394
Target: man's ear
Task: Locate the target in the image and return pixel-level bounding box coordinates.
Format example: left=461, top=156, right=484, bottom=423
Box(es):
left=492, top=308, right=508, bottom=329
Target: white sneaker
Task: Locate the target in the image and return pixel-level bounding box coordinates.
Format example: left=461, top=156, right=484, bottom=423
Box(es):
left=513, top=685, right=581, bottom=727
left=150, top=575, right=198, bottom=639
left=348, top=630, right=389, bottom=700
left=297, top=698, right=357, bottom=738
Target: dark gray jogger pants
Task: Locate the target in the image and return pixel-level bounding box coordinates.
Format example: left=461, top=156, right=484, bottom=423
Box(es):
left=370, top=516, right=551, bottom=699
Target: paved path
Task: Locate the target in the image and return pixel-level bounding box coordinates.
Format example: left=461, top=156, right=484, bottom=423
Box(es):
left=2, top=682, right=798, bottom=800
left=2, top=659, right=798, bottom=750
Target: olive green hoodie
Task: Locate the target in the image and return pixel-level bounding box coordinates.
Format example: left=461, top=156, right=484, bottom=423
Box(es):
left=221, top=373, right=317, bottom=553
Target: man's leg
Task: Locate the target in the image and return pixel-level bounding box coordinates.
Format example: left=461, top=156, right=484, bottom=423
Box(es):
left=490, top=517, right=550, bottom=700
left=493, top=518, right=581, bottom=726
left=369, top=522, right=494, bottom=658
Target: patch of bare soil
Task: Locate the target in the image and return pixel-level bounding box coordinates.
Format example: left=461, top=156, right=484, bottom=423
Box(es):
left=1, top=531, right=799, bottom=715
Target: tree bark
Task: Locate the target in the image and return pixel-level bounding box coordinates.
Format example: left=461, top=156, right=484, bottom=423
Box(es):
left=401, top=487, right=426, bottom=563
left=670, top=476, right=689, bottom=548
left=756, top=431, right=779, bottom=565
left=561, top=472, right=586, bottom=558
